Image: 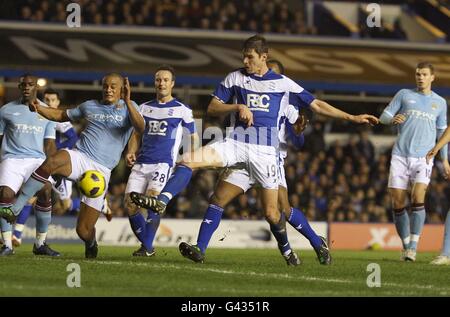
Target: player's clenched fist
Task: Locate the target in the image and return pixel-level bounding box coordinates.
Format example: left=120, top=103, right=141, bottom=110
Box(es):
left=238, top=104, right=253, bottom=127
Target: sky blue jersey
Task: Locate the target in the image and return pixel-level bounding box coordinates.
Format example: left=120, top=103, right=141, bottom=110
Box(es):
left=382, top=89, right=448, bottom=158
left=137, top=98, right=196, bottom=166
left=0, top=99, right=56, bottom=160
left=67, top=99, right=139, bottom=169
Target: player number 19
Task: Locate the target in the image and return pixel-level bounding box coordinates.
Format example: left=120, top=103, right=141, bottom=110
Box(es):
left=266, top=165, right=276, bottom=177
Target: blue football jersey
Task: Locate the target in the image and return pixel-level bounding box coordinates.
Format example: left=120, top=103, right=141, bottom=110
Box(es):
left=137, top=98, right=196, bottom=166
left=212, top=68, right=314, bottom=148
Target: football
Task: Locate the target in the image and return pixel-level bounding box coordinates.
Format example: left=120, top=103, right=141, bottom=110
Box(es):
left=78, top=170, right=106, bottom=198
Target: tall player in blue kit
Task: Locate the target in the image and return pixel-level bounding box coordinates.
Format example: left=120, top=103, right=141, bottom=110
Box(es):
left=0, top=74, right=59, bottom=256
left=131, top=35, right=378, bottom=261
left=379, top=62, right=449, bottom=262
left=177, top=59, right=331, bottom=265
left=125, top=65, right=198, bottom=256
left=0, top=73, right=145, bottom=258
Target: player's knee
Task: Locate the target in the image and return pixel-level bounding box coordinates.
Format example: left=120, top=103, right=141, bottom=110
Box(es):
left=264, top=207, right=280, bottom=225
left=209, top=194, right=227, bottom=208
left=0, top=186, right=15, bottom=201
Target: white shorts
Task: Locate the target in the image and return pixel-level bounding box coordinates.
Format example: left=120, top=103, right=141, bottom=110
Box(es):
left=63, top=149, right=111, bottom=212
left=125, top=163, right=172, bottom=195
left=54, top=178, right=73, bottom=200
left=221, top=155, right=287, bottom=192
left=388, top=155, right=434, bottom=190
left=208, top=138, right=278, bottom=189
left=0, top=157, right=45, bottom=193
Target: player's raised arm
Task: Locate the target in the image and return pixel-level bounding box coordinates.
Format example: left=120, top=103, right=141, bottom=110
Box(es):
left=309, top=99, right=379, bottom=125
left=125, top=130, right=141, bottom=167
left=123, top=77, right=145, bottom=134
left=30, top=100, right=70, bottom=122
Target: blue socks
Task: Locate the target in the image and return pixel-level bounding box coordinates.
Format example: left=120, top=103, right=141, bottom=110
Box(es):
left=129, top=210, right=161, bottom=251
left=158, top=165, right=193, bottom=205
left=409, top=205, right=426, bottom=251
left=442, top=210, right=450, bottom=257
left=393, top=208, right=410, bottom=249
left=197, top=204, right=224, bottom=254
left=270, top=212, right=291, bottom=256
left=287, top=207, right=323, bottom=250
left=145, top=211, right=160, bottom=251
left=13, top=205, right=33, bottom=239
left=129, top=212, right=148, bottom=248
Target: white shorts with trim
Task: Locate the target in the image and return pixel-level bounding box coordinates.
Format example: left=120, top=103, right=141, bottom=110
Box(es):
left=0, top=157, right=45, bottom=193
left=125, top=163, right=172, bottom=195
left=221, top=154, right=287, bottom=192
left=208, top=138, right=278, bottom=190
left=63, top=149, right=111, bottom=211
left=388, top=154, right=434, bottom=190
left=55, top=179, right=73, bottom=200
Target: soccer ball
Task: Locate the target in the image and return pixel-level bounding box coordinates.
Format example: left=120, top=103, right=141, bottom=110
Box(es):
left=78, top=170, right=106, bottom=198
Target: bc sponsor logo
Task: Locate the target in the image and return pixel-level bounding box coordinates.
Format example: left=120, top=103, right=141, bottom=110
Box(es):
left=247, top=94, right=270, bottom=112
left=148, top=120, right=168, bottom=135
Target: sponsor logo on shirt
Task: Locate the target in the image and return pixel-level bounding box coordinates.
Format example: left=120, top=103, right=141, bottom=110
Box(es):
left=247, top=94, right=270, bottom=112
left=147, top=120, right=168, bottom=136
left=14, top=123, right=44, bottom=134
left=87, top=113, right=124, bottom=122
left=405, top=109, right=435, bottom=121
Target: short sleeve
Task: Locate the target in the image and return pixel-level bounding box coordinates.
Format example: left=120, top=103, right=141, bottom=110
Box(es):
left=0, top=110, right=5, bottom=136
left=289, top=90, right=315, bottom=110
left=44, top=121, right=56, bottom=139
left=212, top=72, right=236, bottom=104
left=436, top=99, right=448, bottom=130
left=383, top=89, right=406, bottom=118
left=182, top=106, right=196, bottom=133
left=66, top=101, right=87, bottom=121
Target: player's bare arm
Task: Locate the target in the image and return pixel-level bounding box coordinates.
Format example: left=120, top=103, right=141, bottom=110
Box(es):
left=207, top=97, right=253, bottom=127
left=123, top=77, right=145, bottom=134
left=125, top=130, right=141, bottom=167
left=44, top=138, right=57, bottom=157
left=427, top=126, right=450, bottom=164
left=309, top=99, right=379, bottom=125
left=30, top=100, right=70, bottom=122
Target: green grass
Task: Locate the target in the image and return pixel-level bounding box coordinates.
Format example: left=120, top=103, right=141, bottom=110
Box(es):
left=0, top=244, right=448, bottom=296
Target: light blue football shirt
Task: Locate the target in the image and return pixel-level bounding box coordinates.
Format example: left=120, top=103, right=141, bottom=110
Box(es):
left=0, top=99, right=56, bottom=160
left=67, top=99, right=139, bottom=169
left=382, top=89, right=448, bottom=158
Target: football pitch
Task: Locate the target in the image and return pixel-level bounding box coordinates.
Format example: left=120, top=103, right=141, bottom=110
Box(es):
left=0, top=244, right=448, bottom=297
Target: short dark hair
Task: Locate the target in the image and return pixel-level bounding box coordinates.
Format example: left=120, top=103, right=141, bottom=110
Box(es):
left=243, top=34, right=269, bottom=56
left=156, top=64, right=176, bottom=81
left=267, top=59, right=285, bottom=75
left=103, top=72, right=124, bottom=85
left=43, top=88, right=59, bottom=98
left=19, top=73, right=37, bottom=82
left=416, top=61, right=434, bottom=74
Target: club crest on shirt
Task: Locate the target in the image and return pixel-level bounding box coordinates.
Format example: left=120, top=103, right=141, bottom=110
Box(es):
left=431, top=104, right=438, bottom=110
left=168, top=109, right=174, bottom=117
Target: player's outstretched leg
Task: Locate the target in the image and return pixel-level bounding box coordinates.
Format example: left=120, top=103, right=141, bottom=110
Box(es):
left=430, top=209, right=450, bottom=265
left=12, top=205, right=33, bottom=247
